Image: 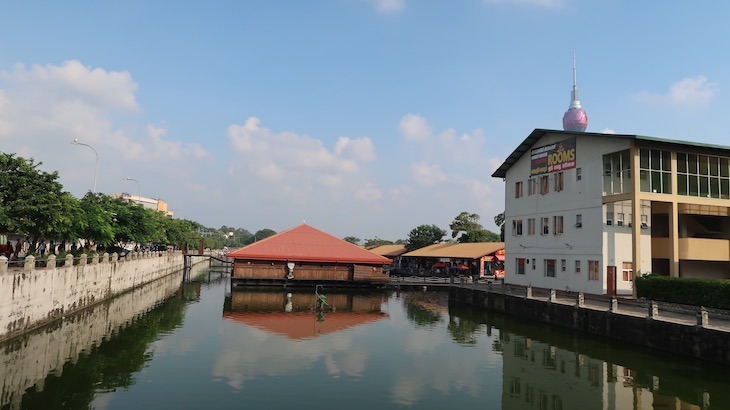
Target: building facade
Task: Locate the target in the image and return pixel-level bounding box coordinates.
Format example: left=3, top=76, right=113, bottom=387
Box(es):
left=493, top=129, right=730, bottom=296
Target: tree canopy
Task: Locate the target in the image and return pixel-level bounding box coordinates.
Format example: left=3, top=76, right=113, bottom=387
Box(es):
left=406, top=224, right=446, bottom=251
left=449, top=211, right=500, bottom=243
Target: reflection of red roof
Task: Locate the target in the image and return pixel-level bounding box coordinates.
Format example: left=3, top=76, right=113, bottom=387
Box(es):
left=222, top=311, right=387, bottom=340
left=226, top=224, right=391, bottom=265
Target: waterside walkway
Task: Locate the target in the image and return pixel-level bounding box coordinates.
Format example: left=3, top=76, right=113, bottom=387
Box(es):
left=448, top=282, right=730, bottom=365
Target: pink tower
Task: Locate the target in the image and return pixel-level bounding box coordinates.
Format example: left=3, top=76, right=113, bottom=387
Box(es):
left=562, top=53, right=588, bottom=132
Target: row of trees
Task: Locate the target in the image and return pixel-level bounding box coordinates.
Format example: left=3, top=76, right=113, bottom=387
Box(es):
left=342, top=211, right=503, bottom=252
left=403, top=212, right=501, bottom=251
left=0, top=153, right=203, bottom=254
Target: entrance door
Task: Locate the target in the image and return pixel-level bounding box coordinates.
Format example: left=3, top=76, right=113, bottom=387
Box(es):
left=607, top=266, right=617, bottom=296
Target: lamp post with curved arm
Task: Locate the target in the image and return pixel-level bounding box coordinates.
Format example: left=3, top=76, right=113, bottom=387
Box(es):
left=72, top=138, right=99, bottom=193
left=123, top=177, right=143, bottom=198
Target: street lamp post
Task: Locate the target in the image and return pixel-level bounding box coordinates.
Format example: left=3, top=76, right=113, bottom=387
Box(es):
left=123, top=177, right=143, bottom=198
left=72, top=138, right=99, bottom=193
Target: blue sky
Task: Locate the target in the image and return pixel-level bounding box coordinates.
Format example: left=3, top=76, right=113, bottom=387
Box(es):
left=1, top=0, right=727, bottom=241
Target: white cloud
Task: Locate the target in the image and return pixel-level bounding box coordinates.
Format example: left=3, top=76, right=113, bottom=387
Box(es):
left=483, top=0, right=564, bottom=7
left=0, top=60, right=212, bottom=205
left=370, top=0, right=406, bottom=14
left=410, top=162, right=446, bottom=186
left=634, top=76, right=718, bottom=108
left=356, top=182, right=383, bottom=201
left=227, top=117, right=376, bottom=181
left=399, top=113, right=431, bottom=141
left=226, top=117, right=383, bottom=209
left=334, top=136, right=376, bottom=162
left=601, top=128, right=616, bottom=134
left=1, top=60, right=139, bottom=111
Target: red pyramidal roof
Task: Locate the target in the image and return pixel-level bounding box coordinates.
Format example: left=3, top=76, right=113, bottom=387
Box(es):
left=225, top=224, right=391, bottom=265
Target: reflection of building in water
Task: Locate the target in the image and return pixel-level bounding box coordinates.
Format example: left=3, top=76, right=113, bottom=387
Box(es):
left=500, top=332, right=710, bottom=410
left=222, top=291, right=388, bottom=340
left=0, top=271, right=187, bottom=410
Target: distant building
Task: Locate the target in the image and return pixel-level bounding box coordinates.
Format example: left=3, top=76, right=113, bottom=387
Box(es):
left=401, top=242, right=505, bottom=277
left=226, top=224, right=391, bottom=286
left=367, top=244, right=408, bottom=268
left=112, top=192, right=174, bottom=217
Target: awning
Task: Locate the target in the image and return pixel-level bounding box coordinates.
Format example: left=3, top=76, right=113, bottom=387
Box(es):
left=493, top=254, right=505, bottom=261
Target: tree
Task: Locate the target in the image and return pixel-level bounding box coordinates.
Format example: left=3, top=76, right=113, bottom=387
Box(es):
left=343, top=236, right=362, bottom=245
left=0, top=153, right=75, bottom=249
left=494, top=212, right=505, bottom=242
left=449, top=211, right=500, bottom=243
left=249, top=228, right=276, bottom=244
left=406, top=224, right=446, bottom=251
left=363, top=237, right=394, bottom=248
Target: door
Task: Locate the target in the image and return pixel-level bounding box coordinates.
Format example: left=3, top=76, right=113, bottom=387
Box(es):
left=607, top=266, right=617, bottom=296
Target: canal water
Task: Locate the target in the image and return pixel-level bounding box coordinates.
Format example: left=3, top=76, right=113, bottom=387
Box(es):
left=2, top=266, right=729, bottom=410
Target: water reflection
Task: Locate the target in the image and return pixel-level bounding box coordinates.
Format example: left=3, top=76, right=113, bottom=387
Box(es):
left=222, top=289, right=389, bottom=340
left=449, top=303, right=730, bottom=410
left=2, top=280, right=728, bottom=409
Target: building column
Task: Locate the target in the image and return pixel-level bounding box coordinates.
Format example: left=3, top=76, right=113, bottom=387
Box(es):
left=631, top=143, right=642, bottom=298
left=668, top=152, right=679, bottom=278
left=669, top=201, right=680, bottom=277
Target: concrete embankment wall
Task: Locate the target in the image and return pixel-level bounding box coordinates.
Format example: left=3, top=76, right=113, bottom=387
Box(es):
left=449, top=287, right=730, bottom=365
left=0, top=264, right=206, bottom=410
left=0, top=251, right=197, bottom=342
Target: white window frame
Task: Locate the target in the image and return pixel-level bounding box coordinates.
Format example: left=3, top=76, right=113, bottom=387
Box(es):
left=553, top=215, right=564, bottom=235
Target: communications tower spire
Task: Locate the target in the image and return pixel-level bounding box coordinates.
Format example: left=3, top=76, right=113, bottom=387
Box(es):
left=562, top=52, right=588, bottom=132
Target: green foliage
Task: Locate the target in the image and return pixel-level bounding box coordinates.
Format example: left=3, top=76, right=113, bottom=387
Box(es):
left=636, top=274, right=730, bottom=309
left=251, top=229, right=276, bottom=244
left=406, top=224, right=446, bottom=251
left=449, top=211, right=500, bottom=243
left=343, top=236, right=362, bottom=245
left=0, top=153, right=73, bottom=243
left=363, top=237, right=395, bottom=247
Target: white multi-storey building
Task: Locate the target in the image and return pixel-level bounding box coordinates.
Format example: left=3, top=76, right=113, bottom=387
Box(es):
left=493, top=129, right=730, bottom=296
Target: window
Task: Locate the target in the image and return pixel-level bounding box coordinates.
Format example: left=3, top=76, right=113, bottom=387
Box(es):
left=527, top=218, right=536, bottom=236
left=528, top=178, right=537, bottom=196
left=622, top=262, right=633, bottom=281
left=616, top=212, right=624, bottom=226
left=512, top=219, right=523, bottom=236
left=603, top=150, right=631, bottom=194
left=576, top=214, right=582, bottom=228
left=515, top=181, right=523, bottom=198
left=588, top=260, right=599, bottom=281
left=541, top=217, right=550, bottom=235
left=554, top=172, right=564, bottom=192
left=517, top=258, right=525, bottom=275
left=575, top=260, right=581, bottom=274
left=553, top=215, right=564, bottom=235
left=576, top=167, right=582, bottom=181
left=545, top=259, right=556, bottom=277
left=532, top=258, right=536, bottom=270
left=676, top=152, right=730, bottom=199
left=540, top=175, right=549, bottom=195
left=509, top=377, right=521, bottom=399
left=639, top=149, right=672, bottom=194
left=561, top=259, right=566, bottom=272
left=606, top=204, right=614, bottom=226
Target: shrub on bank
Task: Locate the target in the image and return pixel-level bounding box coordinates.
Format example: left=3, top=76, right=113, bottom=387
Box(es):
left=636, top=273, right=730, bottom=309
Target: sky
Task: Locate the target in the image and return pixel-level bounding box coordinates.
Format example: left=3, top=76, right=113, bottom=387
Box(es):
left=1, top=1, right=728, bottom=241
